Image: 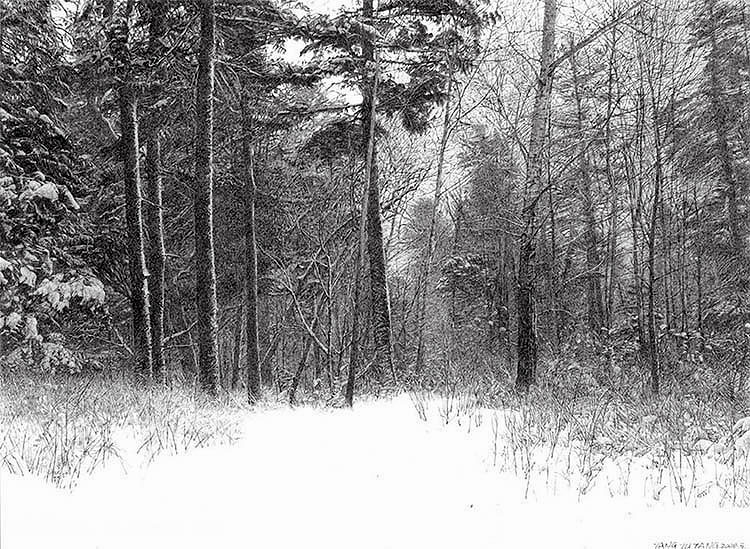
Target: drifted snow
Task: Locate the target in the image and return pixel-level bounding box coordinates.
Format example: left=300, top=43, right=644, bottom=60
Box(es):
left=2, top=395, right=749, bottom=549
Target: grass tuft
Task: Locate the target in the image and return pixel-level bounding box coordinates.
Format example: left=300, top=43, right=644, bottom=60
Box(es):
left=0, top=372, right=250, bottom=489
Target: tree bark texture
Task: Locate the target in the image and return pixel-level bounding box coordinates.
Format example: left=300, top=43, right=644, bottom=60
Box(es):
left=109, top=1, right=152, bottom=379
left=194, top=0, right=220, bottom=394
left=569, top=40, right=604, bottom=334
left=145, top=132, right=165, bottom=381
left=515, top=0, right=557, bottom=391
left=243, top=105, right=261, bottom=402
left=361, top=0, right=394, bottom=380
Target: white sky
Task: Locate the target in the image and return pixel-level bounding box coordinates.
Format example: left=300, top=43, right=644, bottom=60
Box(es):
left=300, top=0, right=353, bottom=16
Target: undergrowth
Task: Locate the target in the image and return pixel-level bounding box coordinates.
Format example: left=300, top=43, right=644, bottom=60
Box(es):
left=0, top=372, right=250, bottom=489
left=409, top=360, right=750, bottom=507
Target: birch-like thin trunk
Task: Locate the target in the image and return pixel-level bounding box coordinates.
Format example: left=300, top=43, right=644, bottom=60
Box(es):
left=143, top=0, right=166, bottom=384
left=109, top=1, right=152, bottom=379
left=243, top=103, right=261, bottom=402
left=194, top=0, right=219, bottom=394
left=120, top=82, right=153, bottom=379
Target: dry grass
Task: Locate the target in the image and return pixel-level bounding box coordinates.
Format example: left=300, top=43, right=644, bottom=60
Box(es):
left=5, top=364, right=750, bottom=507
left=411, top=384, right=750, bottom=507
left=0, top=372, right=250, bottom=489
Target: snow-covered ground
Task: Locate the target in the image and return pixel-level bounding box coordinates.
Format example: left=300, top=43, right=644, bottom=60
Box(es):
left=2, top=395, right=749, bottom=549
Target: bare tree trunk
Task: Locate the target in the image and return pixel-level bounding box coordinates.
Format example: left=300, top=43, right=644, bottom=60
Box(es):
left=120, top=83, right=153, bottom=379
left=178, top=303, right=199, bottom=377
left=109, top=1, right=152, bottom=379
left=625, top=87, right=648, bottom=361
left=143, top=0, right=166, bottom=383
left=145, top=132, right=165, bottom=381
left=346, top=51, right=380, bottom=408
left=290, top=300, right=321, bottom=405
left=415, top=78, right=452, bottom=371
left=515, top=0, right=557, bottom=391
left=243, top=103, right=261, bottom=402
left=415, top=52, right=454, bottom=373
left=647, top=106, right=663, bottom=396
left=693, top=185, right=704, bottom=339
left=361, top=0, right=394, bottom=380
left=569, top=39, right=604, bottom=334
left=495, top=235, right=510, bottom=353
left=546, top=164, right=562, bottom=348
left=604, top=20, right=619, bottom=331
left=231, top=304, right=244, bottom=390
left=194, top=0, right=219, bottom=394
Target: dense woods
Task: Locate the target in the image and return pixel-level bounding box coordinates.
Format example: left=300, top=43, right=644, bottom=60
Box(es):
left=0, top=0, right=749, bottom=414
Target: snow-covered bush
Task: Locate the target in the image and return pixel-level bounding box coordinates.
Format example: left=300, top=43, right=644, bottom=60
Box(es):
left=0, top=102, right=105, bottom=353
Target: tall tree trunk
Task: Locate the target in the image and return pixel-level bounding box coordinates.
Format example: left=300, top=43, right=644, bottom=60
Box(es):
left=415, top=51, right=454, bottom=373
left=121, top=82, right=153, bottom=379
left=515, top=0, right=557, bottom=391
left=346, top=51, right=380, bottom=408
left=546, top=165, right=562, bottom=348
left=570, top=39, right=604, bottom=334
left=194, top=0, right=219, bottom=394
left=143, top=0, right=166, bottom=382
left=109, top=1, right=152, bottom=378
left=361, top=0, right=394, bottom=380
left=647, top=104, right=663, bottom=396
left=604, top=24, right=619, bottom=331
left=627, top=88, right=648, bottom=357
left=145, top=132, right=165, bottom=381
left=243, top=102, right=261, bottom=402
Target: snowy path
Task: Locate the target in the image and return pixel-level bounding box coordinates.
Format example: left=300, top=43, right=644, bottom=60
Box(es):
left=2, top=396, right=749, bottom=549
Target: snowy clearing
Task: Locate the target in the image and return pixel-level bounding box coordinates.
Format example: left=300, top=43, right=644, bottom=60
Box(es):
left=2, top=395, right=749, bottom=549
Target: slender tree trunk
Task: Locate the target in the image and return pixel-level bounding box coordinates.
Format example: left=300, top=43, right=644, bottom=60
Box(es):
left=361, top=0, right=394, bottom=380
left=694, top=185, right=704, bottom=340
left=120, top=84, right=153, bottom=379
left=243, top=103, right=261, bottom=402
left=515, top=0, right=557, bottom=391
left=145, top=133, right=165, bottom=381
left=570, top=40, right=604, bottom=334
left=625, top=89, right=648, bottom=360
left=605, top=20, right=619, bottom=331
left=679, top=191, right=688, bottom=332
left=194, top=0, right=219, bottom=394
left=415, top=54, right=453, bottom=373
left=546, top=160, right=562, bottom=348
left=495, top=235, right=510, bottom=352
left=143, top=0, right=166, bottom=382
left=109, top=2, right=152, bottom=379
left=346, top=51, right=380, bottom=408
left=231, top=304, right=244, bottom=390
left=647, top=108, right=663, bottom=396
left=290, top=300, right=321, bottom=405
